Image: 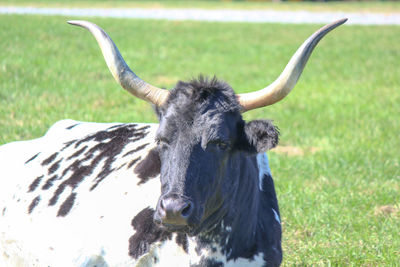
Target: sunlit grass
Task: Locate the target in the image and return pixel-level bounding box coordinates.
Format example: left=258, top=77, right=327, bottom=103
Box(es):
left=0, top=15, right=399, bottom=265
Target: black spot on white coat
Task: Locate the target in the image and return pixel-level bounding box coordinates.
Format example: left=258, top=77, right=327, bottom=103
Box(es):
left=65, top=123, right=80, bottom=130
left=57, top=192, right=76, bottom=217
left=128, top=207, right=190, bottom=259
left=25, top=152, right=40, bottom=164
left=28, top=175, right=44, bottom=192
left=127, top=156, right=141, bottom=170
left=48, top=159, right=62, bottom=175
left=190, top=258, right=224, bottom=267
left=134, top=148, right=161, bottom=185
left=128, top=207, right=172, bottom=259
left=28, top=196, right=41, bottom=214
left=41, top=175, right=58, bottom=190
left=41, top=152, right=58, bottom=166
left=66, top=146, right=87, bottom=160
left=26, top=124, right=151, bottom=217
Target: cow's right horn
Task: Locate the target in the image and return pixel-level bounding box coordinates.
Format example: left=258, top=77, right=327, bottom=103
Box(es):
left=238, top=18, right=347, bottom=112
left=68, top=20, right=170, bottom=107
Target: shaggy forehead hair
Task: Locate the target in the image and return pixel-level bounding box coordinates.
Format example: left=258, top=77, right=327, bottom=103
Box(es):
left=161, top=76, right=242, bottom=118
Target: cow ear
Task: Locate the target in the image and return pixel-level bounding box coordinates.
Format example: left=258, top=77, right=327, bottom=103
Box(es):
left=239, top=120, right=279, bottom=153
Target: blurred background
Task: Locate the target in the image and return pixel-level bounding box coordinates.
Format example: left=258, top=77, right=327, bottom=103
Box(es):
left=0, top=0, right=399, bottom=265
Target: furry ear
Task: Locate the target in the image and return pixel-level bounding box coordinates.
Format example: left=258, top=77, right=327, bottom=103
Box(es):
left=240, top=120, right=279, bottom=153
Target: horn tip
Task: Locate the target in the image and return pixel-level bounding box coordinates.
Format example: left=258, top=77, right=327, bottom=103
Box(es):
left=336, top=18, right=348, bottom=25
left=67, top=20, right=78, bottom=25
left=67, top=20, right=89, bottom=27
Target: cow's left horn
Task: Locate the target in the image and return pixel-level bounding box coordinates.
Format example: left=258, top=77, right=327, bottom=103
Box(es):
left=238, top=18, right=347, bottom=112
left=68, top=20, right=169, bottom=106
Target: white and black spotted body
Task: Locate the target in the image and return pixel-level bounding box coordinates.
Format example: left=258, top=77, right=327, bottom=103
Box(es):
left=0, top=78, right=282, bottom=267
left=0, top=120, right=159, bottom=266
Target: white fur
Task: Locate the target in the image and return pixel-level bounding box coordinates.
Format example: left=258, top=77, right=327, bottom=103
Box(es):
left=0, top=121, right=160, bottom=266
left=0, top=120, right=268, bottom=266
left=272, top=208, right=281, bottom=224
left=256, top=153, right=271, bottom=191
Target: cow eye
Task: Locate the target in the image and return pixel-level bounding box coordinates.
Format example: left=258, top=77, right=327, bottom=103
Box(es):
left=156, top=138, right=169, bottom=148
left=214, top=140, right=230, bottom=151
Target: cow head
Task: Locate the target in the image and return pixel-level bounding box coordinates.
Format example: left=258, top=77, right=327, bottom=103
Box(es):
left=69, top=19, right=347, bottom=234
left=152, top=77, right=279, bottom=234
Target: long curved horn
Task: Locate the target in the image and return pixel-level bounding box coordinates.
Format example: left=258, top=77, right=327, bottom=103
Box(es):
left=238, top=18, right=347, bottom=112
left=68, top=20, right=169, bottom=106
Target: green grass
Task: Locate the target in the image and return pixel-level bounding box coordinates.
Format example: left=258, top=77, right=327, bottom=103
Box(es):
left=1, top=15, right=399, bottom=265
left=1, top=0, right=400, bottom=13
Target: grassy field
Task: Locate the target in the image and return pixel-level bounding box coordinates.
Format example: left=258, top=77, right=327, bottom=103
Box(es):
left=1, top=14, right=399, bottom=265
left=1, top=0, right=400, bottom=13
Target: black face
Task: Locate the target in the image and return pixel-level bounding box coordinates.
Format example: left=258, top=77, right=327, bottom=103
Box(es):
left=152, top=77, right=279, bottom=235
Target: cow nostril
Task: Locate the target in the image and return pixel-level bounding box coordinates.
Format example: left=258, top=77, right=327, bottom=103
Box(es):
left=181, top=202, right=193, bottom=218
left=158, top=196, right=194, bottom=224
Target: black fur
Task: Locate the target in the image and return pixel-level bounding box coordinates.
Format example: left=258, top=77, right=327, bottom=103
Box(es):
left=42, top=175, right=58, bottom=190
left=128, top=207, right=172, bottom=259
left=242, top=120, right=280, bottom=153
left=129, top=84, right=283, bottom=263
left=41, top=152, right=58, bottom=166
left=28, top=175, right=44, bottom=193
left=25, top=152, right=40, bottom=164
left=160, top=76, right=241, bottom=119
left=66, top=146, right=88, bottom=160
left=129, top=207, right=190, bottom=259
left=28, top=196, right=41, bottom=214
left=152, top=76, right=282, bottom=265
left=48, top=159, right=62, bottom=175
left=175, top=233, right=189, bottom=253
left=65, top=123, right=80, bottom=130
left=57, top=192, right=77, bottom=217
left=127, top=157, right=142, bottom=169
left=190, top=258, right=224, bottom=267
left=134, top=148, right=161, bottom=185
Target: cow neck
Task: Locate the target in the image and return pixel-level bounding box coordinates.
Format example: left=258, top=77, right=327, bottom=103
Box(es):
left=197, top=153, right=262, bottom=261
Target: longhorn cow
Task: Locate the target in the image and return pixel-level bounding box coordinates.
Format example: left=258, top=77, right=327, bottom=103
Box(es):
left=0, top=18, right=346, bottom=266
